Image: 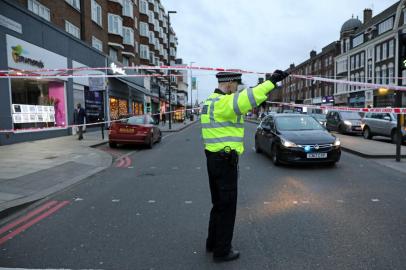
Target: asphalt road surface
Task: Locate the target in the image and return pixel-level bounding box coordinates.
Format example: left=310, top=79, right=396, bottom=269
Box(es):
left=0, top=122, right=405, bottom=270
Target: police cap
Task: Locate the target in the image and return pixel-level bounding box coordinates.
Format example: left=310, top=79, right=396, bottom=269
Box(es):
left=216, top=72, right=242, bottom=83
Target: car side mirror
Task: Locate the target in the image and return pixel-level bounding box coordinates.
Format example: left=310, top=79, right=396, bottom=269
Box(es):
left=262, top=125, right=271, bottom=132
left=383, top=116, right=391, bottom=121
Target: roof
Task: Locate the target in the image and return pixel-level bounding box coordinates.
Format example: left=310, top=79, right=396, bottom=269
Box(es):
left=341, top=18, right=363, bottom=33
left=354, top=2, right=399, bottom=35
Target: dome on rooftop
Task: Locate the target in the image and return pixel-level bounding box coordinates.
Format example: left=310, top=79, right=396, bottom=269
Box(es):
left=341, top=18, right=362, bottom=33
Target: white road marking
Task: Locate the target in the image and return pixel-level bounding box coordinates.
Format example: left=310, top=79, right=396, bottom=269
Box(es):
left=148, top=200, right=156, bottom=203
left=196, top=167, right=201, bottom=170
left=371, top=198, right=380, bottom=202
left=263, top=201, right=270, bottom=205
left=185, top=201, right=193, bottom=204
left=74, top=198, right=83, bottom=202
left=112, top=199, right=120, bottom=203
left=136, top=213, right=141, bottom=216
left=128, top=166, right=134, bottom=169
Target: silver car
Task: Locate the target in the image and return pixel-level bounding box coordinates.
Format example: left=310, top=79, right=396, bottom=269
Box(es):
left=362, top=113, right=406, bottom=143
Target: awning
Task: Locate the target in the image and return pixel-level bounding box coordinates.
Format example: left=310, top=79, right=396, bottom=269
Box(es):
left=116, top=77, right=149, bottom=95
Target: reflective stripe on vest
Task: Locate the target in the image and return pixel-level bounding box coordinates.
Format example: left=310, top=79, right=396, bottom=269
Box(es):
left=201, top=122, right=244, bottom=129
left=203, top=136, right=244, bottom=144
left=247, top=87, right=257, bottom=108
left=233, top=91, right=242, bottom=115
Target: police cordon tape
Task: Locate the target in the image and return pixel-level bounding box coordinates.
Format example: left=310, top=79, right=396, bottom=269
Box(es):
left=0, top=107, right=202, bottom=134
left=2, top=64, right=406, bottom=92
left=266, top=101, right=406, bottom=114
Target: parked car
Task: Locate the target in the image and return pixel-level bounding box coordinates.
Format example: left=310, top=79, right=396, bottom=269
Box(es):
left=109, top=115, right=162, bottom=148
left=326, top=111, right=362, bottom=134
left=309, top=113, right=327, bottom=126
left=362, top=113, right=406, bottom=143
left=255, top=114, right=341, bottom=166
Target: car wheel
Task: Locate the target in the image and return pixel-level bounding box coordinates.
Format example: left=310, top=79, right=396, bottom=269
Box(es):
left=147, top=137, right=154, bottom=149
left=254, top=137, right=262, bottom=153
left=109, top=142, right=117, bottom=148
left=271, top=144, right=280, bottom=166
left=391, top=130, right=399, bottom=144
left=157, top=131, right=162, bottom=143
left=363, top=126, right=372, bottom=139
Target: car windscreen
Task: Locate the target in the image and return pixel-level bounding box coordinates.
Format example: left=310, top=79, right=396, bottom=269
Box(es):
left=127, top=116, right=146, bottom=125
left=340, top=112, right=361, bottom=120
left=275, top=116, right=324, bottom=131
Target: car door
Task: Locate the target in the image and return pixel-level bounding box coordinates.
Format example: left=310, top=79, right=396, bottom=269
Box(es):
left=257, top=117, right=270, bottom=150
left=381, top=113, right=393, bottom=137
left=263, top=116, right=276, bottom=156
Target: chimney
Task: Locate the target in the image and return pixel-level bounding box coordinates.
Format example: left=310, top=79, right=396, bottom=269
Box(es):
left=363, top=9, right=372, bottom=24
left=310, top=50, right=317, bottom=58
left=290, top=63, right=295, bottom=69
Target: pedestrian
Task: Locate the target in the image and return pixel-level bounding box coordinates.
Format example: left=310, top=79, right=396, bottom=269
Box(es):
left=73, top=103, right=86, bottom=140
left=201, top=70, right=289, bottom=262
left=162, top=112, right=166, bottom=126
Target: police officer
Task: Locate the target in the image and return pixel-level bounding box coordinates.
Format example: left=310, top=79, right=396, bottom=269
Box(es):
left=201, top=70, right=289, bottom=262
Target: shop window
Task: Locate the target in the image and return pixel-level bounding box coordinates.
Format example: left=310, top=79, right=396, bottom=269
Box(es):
left=85, top=87, right=104, bottom=123
left=132, top=101, right=144, bottom=115
left=109, top=97, right=128, bottom=120
left=11, top=79, right=66, bottom=130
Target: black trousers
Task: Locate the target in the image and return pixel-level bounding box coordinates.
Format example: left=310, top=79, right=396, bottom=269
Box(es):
left=77, top=126, right=83, bottom=139
left=205, top=150, right=239, bottom=256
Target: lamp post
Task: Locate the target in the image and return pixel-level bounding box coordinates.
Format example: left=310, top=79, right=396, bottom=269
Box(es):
left=189, top=61, right=195, bottom=117
left=167, top=11, right=177, bottom=130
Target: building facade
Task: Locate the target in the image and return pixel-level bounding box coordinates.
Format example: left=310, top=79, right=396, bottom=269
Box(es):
left=282, top=42, right=340, bottom=105
left=0, top=0, right=183, bottom=144
left=335, top=2, right=406, bottom=108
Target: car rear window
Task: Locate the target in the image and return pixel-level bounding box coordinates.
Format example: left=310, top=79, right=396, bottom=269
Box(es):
left=127, top=116, right=146, bottom=125
left=340, top=112, right=361, bottom=120
left=275, top=116, right=324, bottom=131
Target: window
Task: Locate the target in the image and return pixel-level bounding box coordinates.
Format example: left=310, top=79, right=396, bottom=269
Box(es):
left=388, top=63, right=394, bottom=84
left=122, top=56, right=129, bottom=67
left=92, top=36, right=103, bottom=51
left=382, top=42, right=387, bottom=60
left=345, top=39, right=350, bottom=52
left=140, top=44, right=149, bottom=59
left=376, top=45, right=381, bottom=62
left=360, top=71, right=365, bottom=83
left=109, top=47, right=118, bottom=61
left=375, top=66, right=381, bottom=84
left=353, top=34, right=364, bottom=48
left=360, top=53, right=364, bottom=67
left=148, top=11, right=154, bottom=24
left=108, top=14, right=123, bottom=36
left=123, top=27, right=134, bottom=46
left=378, top=17, right=393, bottom=34
left=123, top=0, right=133, bottom=17
left=65, top=20, right=80, bottom=38
left=402, top=70, right=406, bottom=85
left=65, top=0, right=80, bottom=10
left=91, top=0, right=102, bottom=26
left=140, top=22, right=149, bottom=37
left=367, top=47, right=373, bottom=59
left=381, top=65, right=387, bottom=84
left=139, top=0, right=148, bottom=14
left=355, top=54, right=359, bottom=68
left=135, top=41, right=139, bottom=53
left=389, top=40, right=394, bottom=58
left=336, top=58, right=348, bottom=73
left=28, top=0, right=50, bottom=21
left=350, top=56, right=355, bottom=70
left=149, top=31, right=154, bottom=45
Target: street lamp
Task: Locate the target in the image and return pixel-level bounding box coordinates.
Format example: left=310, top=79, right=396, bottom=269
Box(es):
left=189, top=61, right=195, bottom=117
left=167, top=10, right=177, bottom=130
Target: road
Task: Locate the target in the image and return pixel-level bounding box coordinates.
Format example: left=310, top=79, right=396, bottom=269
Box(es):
left=0, top=122, right=405, bottom=270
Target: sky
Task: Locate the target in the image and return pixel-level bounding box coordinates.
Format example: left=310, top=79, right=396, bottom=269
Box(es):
left=161, top=0, right=399, bottom=104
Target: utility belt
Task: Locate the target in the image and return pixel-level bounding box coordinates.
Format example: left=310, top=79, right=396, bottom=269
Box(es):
left=205, top=146, right=239, bottom=166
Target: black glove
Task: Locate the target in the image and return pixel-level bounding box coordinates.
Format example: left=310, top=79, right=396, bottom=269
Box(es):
left=268, top=70, right=289, bottom=85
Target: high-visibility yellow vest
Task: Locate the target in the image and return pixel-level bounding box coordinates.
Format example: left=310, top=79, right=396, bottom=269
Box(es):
left=201, top=80, right=275, bottom=155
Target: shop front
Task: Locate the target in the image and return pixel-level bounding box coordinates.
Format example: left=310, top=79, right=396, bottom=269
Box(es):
left=374, top=88, right=395, bottom=107
left=6, top=35, right=68, bottom=132
left=349, top=92, right=365, bottom=108
left=334, top=94, right=348, bottom=106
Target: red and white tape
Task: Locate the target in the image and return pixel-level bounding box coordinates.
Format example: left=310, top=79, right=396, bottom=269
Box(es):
left=266, top=101, right=406, bottom=114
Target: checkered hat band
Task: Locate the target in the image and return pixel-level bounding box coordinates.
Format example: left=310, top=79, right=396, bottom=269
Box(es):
left=217, top=76, right=240, bottom=82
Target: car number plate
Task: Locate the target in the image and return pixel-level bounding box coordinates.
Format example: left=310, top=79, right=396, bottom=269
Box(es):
left=307, top=153, right=327, bottom=159
left=119, top=128, right=134, bottom=133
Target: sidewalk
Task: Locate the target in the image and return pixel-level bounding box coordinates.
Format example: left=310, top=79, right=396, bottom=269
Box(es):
left=0, top=130, right=111, bottom=213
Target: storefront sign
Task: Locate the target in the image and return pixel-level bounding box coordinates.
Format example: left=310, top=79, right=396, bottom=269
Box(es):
left=6, top=34, right=67, bottom=75
left=322, top=96, right=334, bottom=104
left=110, top=63, right=126, bottom=75
left=0, top=15, right=22, bottom=34
left=89, top=77, right=106, bottom=91
left=73, top=61, right=106, bottom=89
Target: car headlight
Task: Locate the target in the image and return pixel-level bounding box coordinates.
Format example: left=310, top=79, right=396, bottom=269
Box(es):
left=334, top=138, right=341, bottom=146
left=281, top=138, right=297, bottom=148
left=344, top=120, right=352, bottom=126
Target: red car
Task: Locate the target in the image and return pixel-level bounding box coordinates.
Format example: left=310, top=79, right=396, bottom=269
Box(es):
left=109, top=115, right=162, bottom=148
